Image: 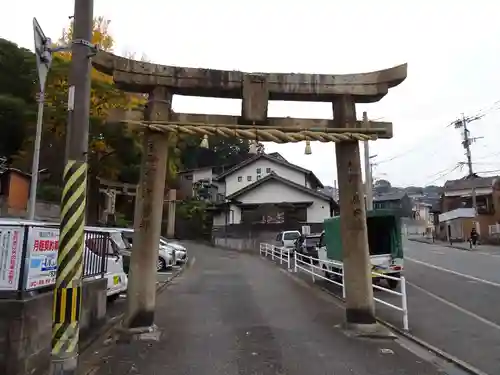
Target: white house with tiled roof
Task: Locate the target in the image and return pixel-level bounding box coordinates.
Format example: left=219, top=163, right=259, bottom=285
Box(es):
left=211, top=153, right=337, bottom=227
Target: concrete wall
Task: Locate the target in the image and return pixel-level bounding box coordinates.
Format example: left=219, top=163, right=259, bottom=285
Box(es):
left=214, top=237, right=258, bottom=252
left=0, top=200, right=60, bottom=221
left=0, top=278, right=107, bottom=375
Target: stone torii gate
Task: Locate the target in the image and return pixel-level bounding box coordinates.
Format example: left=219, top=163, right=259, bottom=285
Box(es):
left=93, top=51, right=407, bottom=334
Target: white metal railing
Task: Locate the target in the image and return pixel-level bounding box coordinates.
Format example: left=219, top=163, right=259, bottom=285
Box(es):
left=294, top=252, right=346, bottom=298
left=259, top=243, right=292, bottom=267
left=259, top=242, right=409, bottom=331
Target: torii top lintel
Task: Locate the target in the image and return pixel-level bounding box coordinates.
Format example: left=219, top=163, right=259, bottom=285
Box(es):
left=92, top=51, right=407, bottom=103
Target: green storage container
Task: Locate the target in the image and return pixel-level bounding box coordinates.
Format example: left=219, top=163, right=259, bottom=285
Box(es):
left=323, top=209, right=403, bottom=262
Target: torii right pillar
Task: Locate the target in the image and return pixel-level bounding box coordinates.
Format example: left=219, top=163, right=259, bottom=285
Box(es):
left=333, top=96, right=377, bottom=330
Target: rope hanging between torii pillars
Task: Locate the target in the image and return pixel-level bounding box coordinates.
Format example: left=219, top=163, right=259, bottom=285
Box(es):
left=120, top=120, right=384, bottom=143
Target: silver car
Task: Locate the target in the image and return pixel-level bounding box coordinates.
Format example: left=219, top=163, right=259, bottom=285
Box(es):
left=119, top=228, right=175, bottom=271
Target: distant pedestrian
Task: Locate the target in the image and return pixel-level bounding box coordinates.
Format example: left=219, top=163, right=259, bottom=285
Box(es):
left=470, top=227, right=479, bottom=249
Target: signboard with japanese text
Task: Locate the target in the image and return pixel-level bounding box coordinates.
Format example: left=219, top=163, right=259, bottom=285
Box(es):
left=0, top=226, right=24, bottom=291
left=25, top=226, right=59, bottom=290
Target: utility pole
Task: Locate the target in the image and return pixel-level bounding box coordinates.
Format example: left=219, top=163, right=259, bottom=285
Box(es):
left=50, top=1, right=94, bottom=374
left=453, top=113, right=483, bottom=219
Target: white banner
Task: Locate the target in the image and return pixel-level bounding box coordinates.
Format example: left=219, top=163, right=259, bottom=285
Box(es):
left=25, top=227, right=59, bottom=290
left=0, top=226, right=24, bottom=291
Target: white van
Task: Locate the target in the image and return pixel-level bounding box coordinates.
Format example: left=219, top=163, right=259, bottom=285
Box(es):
left=275, top=230, right=301, bottom=248
left=84, top=226, right=128, bottom=300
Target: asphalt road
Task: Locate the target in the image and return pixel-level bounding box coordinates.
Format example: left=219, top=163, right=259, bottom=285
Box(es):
left=310, top=239, right=500, bottom=375
left=83, top=243, right=451, bottom=375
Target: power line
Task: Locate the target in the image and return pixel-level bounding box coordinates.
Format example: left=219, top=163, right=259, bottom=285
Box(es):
left=425, top=164, right=462, bottom=186
left=377, top=98, right=500, bottom=166
left=474, top=169, right=500, bottom=174
left=376, top=128, right=449, bottom=165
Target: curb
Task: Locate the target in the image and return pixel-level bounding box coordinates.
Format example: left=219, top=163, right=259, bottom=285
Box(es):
left=376, top=318, right=488, bottom=375
left=76, top=258, right=193, bottom=375
left=407, top=238, right=474, bottom=252
left=314, top=282, right=487, bottom=375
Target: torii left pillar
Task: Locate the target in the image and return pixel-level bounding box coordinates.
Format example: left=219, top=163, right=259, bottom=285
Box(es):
left=125, top=86, right=171, bottom=330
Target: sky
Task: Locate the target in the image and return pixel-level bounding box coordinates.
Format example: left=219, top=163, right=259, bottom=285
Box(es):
left=2, top=0, right=500, bottom=188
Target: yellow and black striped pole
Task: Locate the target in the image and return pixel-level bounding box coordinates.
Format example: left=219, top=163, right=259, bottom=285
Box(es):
left=50, top=0, right=93, bottom=374
left=51, top=161, right=87, bottom=372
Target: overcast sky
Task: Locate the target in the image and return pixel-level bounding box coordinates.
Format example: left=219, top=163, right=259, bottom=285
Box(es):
left=2, top=1, right=500, bottom=188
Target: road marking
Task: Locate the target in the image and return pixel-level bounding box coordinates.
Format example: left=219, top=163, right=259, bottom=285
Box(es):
left=477, top=252, right=500, bottom=258
left=407, top=281, right=500, bottom=332
left=406, top=257, right=500, bottom=288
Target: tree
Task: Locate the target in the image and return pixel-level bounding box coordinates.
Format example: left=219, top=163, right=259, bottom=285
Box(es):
left=256, top=141, right=265, bottom=154
left=0, top=95, right=31, bottom=160
left=374, top=179, right=392, bottom=194
left=179, top=135, right=251, bottom=170
left=0, top=39, right=37, bottom=161
left=0, top=39, right=37, bottom=105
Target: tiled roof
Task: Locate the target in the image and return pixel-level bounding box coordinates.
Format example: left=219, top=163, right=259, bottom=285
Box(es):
left=444, top=176, right=498, bottom=191
left=373, top=192, right=407, bottom=202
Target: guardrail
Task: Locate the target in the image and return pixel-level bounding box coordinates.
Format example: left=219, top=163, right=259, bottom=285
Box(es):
left=260, top=242, right=409, bottom=331
left=294, top=252, right=346, bottom=298
left=259, top=243, right=292, bottom=267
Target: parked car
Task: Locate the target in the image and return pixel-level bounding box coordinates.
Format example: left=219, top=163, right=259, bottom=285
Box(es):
left=275, top=230, right=301, bottom=248
left=118, top=228, right=175, bottom=271
left=84, top=226, right=129, bottom=300
left=294, top=233, right=322, bottom=264
left=160, top=236, right=188, bottom=264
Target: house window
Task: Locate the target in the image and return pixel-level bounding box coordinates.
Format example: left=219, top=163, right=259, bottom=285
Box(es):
left=256, top=168, right=261, bottom=174
left=238, top=176, right=242, bottom=182
left=247, top=176, right=252, bottom=182
left=185, top=175, right=193, bottom=180
left=266, top=167, right=271, bottom=173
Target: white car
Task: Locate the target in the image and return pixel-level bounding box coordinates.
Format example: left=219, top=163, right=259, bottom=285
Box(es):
left=275, top=230, right=301, bottom=249
left=84, top=226, right=129, bottom=299
left=160, top=237, right=187, bottom=264
left=118, top=228, right=175, bottom=271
